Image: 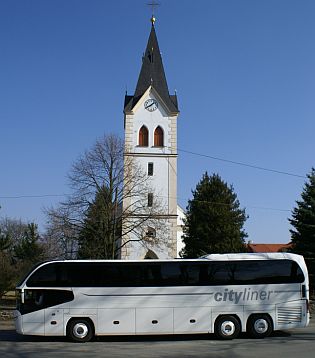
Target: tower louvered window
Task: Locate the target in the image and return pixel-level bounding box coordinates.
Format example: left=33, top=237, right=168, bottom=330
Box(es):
left=148, top=193, right=153, bottom=207
left=139, top=126, right=149, bottom=147
left=154, top=126, right=164, bottom=147
left=148, top=162, right=154, bottom=176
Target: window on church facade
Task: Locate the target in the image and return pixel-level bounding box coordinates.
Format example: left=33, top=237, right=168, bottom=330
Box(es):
left=139, top=126, right=149, bottom=146
left=154, top=126, right=164, bottom=147
left=145, top=227, right=156, bottom=238
left=148, top=193, right=153, bottom=207
left=148, top=162, right=154, bottom=176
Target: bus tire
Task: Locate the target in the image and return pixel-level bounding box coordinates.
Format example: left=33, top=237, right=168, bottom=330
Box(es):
left=247, top=314, right=273, bottom=339
left=67, top=318, right=94, bottom=343
left=214, top=315, right=241, bottom=340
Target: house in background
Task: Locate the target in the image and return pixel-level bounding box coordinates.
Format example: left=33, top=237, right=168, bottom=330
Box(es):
left=247, top=243, right=292, bottom=253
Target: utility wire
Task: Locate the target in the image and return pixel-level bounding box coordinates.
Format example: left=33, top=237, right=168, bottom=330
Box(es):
left=0, top=193, right=291, bottom=212
left=0, top=194, right=67, bottom=199
left=174, top=197, right=291, bottom=213
left=1, top=147, right=304, bottom=211
left=178, top=148, right=307, bottom=179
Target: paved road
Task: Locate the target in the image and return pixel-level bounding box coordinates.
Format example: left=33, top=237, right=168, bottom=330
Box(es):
left=0, top=319, right=314, bottom=358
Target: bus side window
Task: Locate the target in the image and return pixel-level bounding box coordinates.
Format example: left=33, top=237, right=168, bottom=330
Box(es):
left=118, top=264, right=142, bottom=286
left=179, top=265, right=188, bottom=284
left=180, top=264, right=203, bottom=285
left=290, top=261, right=304, bottom=283
left=210, top=263, right=231, bottom=285
left=34, top=291, right=44, bottom=306
left=198, top=265, right=209, bottom=284
left=161, top=263, right=181, bottom=285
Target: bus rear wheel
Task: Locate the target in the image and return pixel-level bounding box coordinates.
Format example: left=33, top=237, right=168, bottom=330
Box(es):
left=67, top=318, right=94, bottom=343
left=247, top=314, right=273, bottom=339
left=214, top=315, right=241, bottom=340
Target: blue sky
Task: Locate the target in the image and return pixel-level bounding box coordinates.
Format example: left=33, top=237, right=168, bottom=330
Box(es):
left=0, top=0, right=314, bottom=244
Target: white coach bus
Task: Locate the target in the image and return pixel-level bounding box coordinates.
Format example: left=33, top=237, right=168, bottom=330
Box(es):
left=14, top=253, right=310, bottom=342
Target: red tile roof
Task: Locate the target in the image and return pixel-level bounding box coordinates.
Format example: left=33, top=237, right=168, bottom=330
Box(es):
left=247, top=243, right=292, bottom=253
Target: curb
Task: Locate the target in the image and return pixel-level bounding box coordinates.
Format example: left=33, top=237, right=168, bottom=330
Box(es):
left=0, top=320, right=14, bottom=330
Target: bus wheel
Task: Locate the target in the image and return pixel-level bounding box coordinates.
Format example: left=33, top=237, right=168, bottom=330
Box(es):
left=67, top=319, right=94, bottom=343
left=214, top=315, right=241, bottom=340
left=247, top=314, right=273, bottom=339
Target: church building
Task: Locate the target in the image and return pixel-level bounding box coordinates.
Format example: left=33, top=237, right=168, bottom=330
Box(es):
left=121, top=16, right=184, bottom=260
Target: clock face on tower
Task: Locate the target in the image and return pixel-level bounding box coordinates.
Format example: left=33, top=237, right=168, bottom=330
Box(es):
left=144, top=99, right=158, bottom=112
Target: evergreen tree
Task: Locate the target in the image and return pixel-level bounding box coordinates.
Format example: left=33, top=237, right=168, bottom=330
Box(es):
left=0, top=228, right=11, bottom=252
left=78, top=185, right=120, bottom=259
left=289, top=168, right=315, bottom=256
left=0, top=219, right=43, bottom=296
left=14, top=223, right=44, bottom=263
left=181, top=172, right=247, bottom=258
left=289, top=168, right=315, bottom=291
left=0, top=229, right=14, bottom=297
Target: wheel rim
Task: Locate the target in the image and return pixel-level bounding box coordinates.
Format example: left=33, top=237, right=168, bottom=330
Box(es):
left=72, top=323, right=89, bottom=339
left=220, top=320, right=236, bottom=336
left=254, top=319, right=268, bottom=334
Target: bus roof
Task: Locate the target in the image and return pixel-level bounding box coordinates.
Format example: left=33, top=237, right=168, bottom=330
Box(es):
left=201, top=252, right=299, bottom=261
left=31, top=252, right=303, bottom=265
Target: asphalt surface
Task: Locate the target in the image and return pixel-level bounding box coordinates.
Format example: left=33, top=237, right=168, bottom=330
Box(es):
left=0, top=319, right=314, bottom=357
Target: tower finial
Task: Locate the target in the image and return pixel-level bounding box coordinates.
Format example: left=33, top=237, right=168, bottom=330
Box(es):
left=147, top=1, right=160, bottom=26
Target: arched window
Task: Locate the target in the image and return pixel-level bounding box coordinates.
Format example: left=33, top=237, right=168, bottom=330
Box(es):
left=154, top=126, right=164, bottom=147
left=139, top=125, right=148, bottom=146
left=144, top=249, right=158, bottom=259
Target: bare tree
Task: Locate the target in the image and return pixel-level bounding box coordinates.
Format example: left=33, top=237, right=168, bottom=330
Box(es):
left=45, top=133, right=167, bottom=259
left=42, top=210, right=78, bottom=259
left=0, top=217, right=28, bottom=252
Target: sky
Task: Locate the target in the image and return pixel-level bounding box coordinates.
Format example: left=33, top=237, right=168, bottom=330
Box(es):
left=0, top=0, right=314, bottom=244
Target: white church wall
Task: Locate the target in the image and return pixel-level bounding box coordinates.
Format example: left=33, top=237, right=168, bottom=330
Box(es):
left=122, top=218, right=174, bottom=260
left=176, top=205, right=186, bottom=257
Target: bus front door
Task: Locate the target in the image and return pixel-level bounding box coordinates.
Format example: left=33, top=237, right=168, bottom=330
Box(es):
left=44, top=309, right=64, bottom=336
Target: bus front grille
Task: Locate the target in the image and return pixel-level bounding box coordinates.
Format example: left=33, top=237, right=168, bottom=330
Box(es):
left=277, top=306, right=302, bottom=324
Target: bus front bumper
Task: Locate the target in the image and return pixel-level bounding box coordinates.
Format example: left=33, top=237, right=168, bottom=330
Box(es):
left=13, top=310, right=23, bottom=334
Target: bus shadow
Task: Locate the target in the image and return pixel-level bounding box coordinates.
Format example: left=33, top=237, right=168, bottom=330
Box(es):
left=93, top=331, right=293, bottom=342
left=0, top=329, right=295, bottom=343
left=270, top=330, right=291, bottom=338
left=0, top=330, right=68, bottom=343
left=95, top=333, right=213, bottom=343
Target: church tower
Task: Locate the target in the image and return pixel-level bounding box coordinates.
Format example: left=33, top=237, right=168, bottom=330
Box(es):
left=121, top=16, right=180, bottom=259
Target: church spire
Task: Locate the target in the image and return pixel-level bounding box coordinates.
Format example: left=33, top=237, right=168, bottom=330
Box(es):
left=124, top=18, right=179, bottom=114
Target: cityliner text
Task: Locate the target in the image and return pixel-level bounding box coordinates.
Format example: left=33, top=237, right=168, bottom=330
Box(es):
left=211, top=288, right=273, bottom=304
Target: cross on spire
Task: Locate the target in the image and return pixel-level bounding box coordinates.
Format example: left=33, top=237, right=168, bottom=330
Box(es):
left=147, top=1, right=160, bottom=25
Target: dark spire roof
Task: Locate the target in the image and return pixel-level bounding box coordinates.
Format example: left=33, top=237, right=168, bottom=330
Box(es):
left=124, top=24, right=179, bottom=114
